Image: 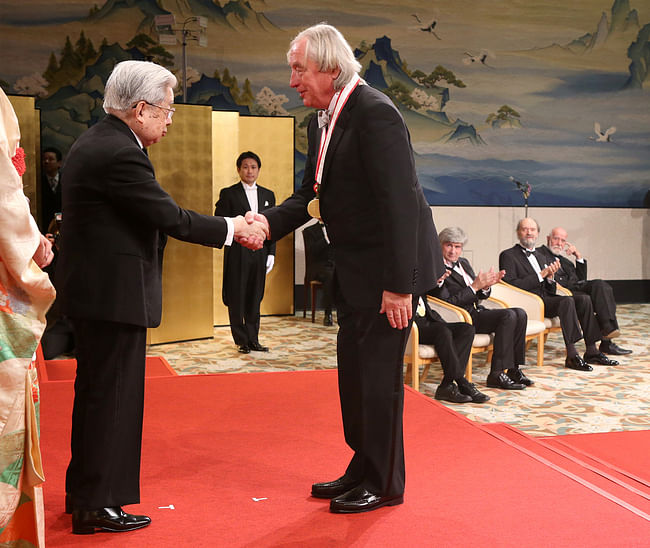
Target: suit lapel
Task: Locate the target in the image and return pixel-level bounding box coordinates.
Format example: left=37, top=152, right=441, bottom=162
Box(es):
left=235, top=183, right=250, bottom=213
left=320, top=86, right=361, bottom=188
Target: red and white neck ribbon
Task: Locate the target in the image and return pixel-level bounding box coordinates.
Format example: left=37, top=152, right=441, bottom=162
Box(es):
left=314, top=74, right=362, bottom=190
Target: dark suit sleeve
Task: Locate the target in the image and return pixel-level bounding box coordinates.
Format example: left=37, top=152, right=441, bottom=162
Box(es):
left=576, top=259, right=587, bottom=281
left=500, top=248, right=543, bottom=291
left=214, top=187, right=234, bottom=217
left=107, top=144, right=227, bottom=247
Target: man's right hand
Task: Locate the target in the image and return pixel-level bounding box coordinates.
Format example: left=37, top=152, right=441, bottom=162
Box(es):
left=233, top=215, right=268, bottom=250
left=541, top=258, right=561, bottom=279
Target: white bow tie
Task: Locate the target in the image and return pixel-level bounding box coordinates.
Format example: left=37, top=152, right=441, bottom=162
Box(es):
left=317, top=109, right=330, bottom=129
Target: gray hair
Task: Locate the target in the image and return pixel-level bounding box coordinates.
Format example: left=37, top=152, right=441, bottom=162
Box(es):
left=438, top=226, right=468, bottom=245
left=288, top=23, right=361, bottom=91
left=516, top=217, right=540, bottom=232
left=103, top=60, right=177, bottom=112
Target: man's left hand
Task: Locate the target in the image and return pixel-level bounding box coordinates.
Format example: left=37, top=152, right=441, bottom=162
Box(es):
left=380, top=290, right=412, bottom=329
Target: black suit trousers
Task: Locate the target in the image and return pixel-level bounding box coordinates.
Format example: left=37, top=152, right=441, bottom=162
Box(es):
left=415, top=319, right=473, bottom=383
left=66, top=319, right=146, bottom=510
left=542, top=293, right=600, bottom=346
left=473, top=308, right=527, bottom=372
left=335, top=294, right=415, bottom=497
left=574, top=279, right=618, bottom=333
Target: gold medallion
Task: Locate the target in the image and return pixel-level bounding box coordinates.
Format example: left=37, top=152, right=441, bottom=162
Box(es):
left=307, top=198, right=321, bottom=219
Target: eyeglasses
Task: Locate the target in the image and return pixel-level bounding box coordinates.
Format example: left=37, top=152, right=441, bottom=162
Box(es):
left=132, top=100, right=176, bottom=120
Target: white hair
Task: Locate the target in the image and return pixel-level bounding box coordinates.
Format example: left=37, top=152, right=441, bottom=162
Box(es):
left=438, top=226, right=468, bottom=246
left=288, top=23, right=361, bottom=91
left=103, top=60, right=177, bottom=112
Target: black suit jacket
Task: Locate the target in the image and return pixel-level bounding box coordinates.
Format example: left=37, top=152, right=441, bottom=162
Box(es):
left=265, top=84, right=443, bottom=306
left=499, top=244, right=560, bottom=297
left=40, top=172, right=62, bottom=231
left=214, top=182, right=276, bottom=305
left=302, top=222, right=334, bottom=285
left=59, top=114, right=228, bottom=328
left=429, top=257, right=489, bottom=315
left=539, top=245, right=588, bottom=291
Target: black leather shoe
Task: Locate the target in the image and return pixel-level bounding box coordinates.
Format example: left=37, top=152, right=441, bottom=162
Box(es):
left=72, top=507, right=151, bottom=534
left=457, top=381, right=490, bottom=403
left=584, top=352, right=619, bottom=366
left=330, top=486, right=403, bottom=514
left=486, top=372, right=525, bottom=390
left=249, top=342, right=269, bottom=352
left=599, top=340, right=632, bottom=355
left=507, top=368, right=534, bottom=386
left=435, top=383, right=472, bottom=403
left=323, top=313, right=333, bottom=326
left=237, top=345, right=250, bottom=354
left=565, top=355, right=593, bottom=371
left=312, top=475, right=361, bottom=499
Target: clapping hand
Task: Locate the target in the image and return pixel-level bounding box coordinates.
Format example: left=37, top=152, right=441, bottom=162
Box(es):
left=33, top=234, right=54, bottom=268
left=471, top=267, right=505, bottom=291
left=541, top=258, right=561, bottom=279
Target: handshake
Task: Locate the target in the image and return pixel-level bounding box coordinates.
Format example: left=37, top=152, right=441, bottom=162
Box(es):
left=233, top=211, right=270, bottom=250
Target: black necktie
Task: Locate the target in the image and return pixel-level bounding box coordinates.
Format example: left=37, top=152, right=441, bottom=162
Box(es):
left=142, top=147, right=149, bottom=157
left=446, top=261, right=459, bottom=270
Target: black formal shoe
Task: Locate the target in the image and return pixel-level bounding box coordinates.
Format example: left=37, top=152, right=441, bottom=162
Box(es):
left=65, top=493, right=73, bottom=514
left=72, top=507, right=151, bottom=534
left=584, top=351, right=619, bottom=366
left=565, top=355, right=593, bottom=371
left=312, top=475, right=361, bottom=499
left=237, top=345, right=250, bottom=354
left=486, top=372, right=525, bottom=390
left=249, top=342, right=269, bottom=352
left=435, top=383, right=472, bottom=403
left=457, top=381, right=490, bottom=403
left=599, top=340, right=632, bottom=355
left=507, top=368, right=534, bottom=386
left=330, top=486, right=403, bottom=514
left=323, top=313, right=333, bottom=326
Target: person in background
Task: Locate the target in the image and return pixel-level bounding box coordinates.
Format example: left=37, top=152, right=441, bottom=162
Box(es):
left=0, top=87, right=56, bottom=548
left=415, top=271, right=490, bottom=404
left=214, top=151, right=276, bottom=353
left=543, top=226, right=631, bottom=356
left=58, top=60, right=267, bottom=535
left=40, top=146, right=62, bottom=232
left=499, top=218, right=617, bottom=372
left=302, top=221, right=335, bottom=325
left=432, top=227, right=532, bottom=390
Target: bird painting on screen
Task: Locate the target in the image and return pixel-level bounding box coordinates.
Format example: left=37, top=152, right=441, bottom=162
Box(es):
left=589, top=122, right=616, bottom=142
left=411, top=13, right=442, bottom=40
left=463, top=50, right=494, bottom=68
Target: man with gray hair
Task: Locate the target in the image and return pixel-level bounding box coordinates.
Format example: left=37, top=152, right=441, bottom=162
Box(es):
left=59, top=60, right=267, bottom=534
left=247, top=24, right=442, bottom=513
left=431, top=227, right=532, bottom=390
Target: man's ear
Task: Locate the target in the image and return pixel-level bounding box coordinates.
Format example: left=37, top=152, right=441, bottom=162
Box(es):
left=133, top=101, right=146, bottom=124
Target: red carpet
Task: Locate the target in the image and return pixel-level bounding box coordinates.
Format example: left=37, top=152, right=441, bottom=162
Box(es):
left=39, top=371, right=650, bottom=547
left=38, top=355, right=177, bottom=382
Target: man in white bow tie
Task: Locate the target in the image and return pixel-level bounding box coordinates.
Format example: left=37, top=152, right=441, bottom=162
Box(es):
left=214, top=150, right=276, bottom=354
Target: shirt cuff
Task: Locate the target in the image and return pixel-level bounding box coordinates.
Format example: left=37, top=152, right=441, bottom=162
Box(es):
left=224, top=217, right=234, bottom=246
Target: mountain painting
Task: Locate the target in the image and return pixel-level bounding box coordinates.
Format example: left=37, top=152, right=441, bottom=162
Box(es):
left=1, top=0, right=649, bottom=207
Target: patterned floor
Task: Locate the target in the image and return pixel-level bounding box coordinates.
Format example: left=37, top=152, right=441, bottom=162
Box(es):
left=150, top=304, right=650, bottom=438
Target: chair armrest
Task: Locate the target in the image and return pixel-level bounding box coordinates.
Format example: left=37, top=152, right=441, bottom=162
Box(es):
left=484, top=296, right=507, bottom=310
left=489, top=281, right=544, bottom=322
left=556, top=283, right=572, bottom=296
left=426, top=296, right=472, bottom=324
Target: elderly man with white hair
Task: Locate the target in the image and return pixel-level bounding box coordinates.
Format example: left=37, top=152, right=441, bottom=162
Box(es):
left=59, top=60, right=267, bottom=535
left=248, top=24, right=442, bottom=513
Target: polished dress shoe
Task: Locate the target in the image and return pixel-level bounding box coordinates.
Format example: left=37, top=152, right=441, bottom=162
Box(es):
left=72, top=507, right=151, bottom=534
left=237, top=345, right=250, bottom=354
left=584, top=351, right=619, bottom=366
left=507, top=367, right=534, bottom=386
left=249, top=342, right=269, bottom=352
left=457, top=381, right=490, bottom=403
left=599, top=340, right=632, bottom=355
left=486, top=371, right=525, bottom=390
left=435, top=383, right=472, bottom=403
left=565, top=355, right=593, bottom=371
left=330, top=486, right=403, bottom=514
left=312, top=475, right=361, bottom=499
left=323, top=313, right=333, bottom=326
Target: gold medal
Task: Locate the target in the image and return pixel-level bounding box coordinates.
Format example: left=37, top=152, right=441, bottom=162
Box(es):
left=307, top=198, right=321, bottom=219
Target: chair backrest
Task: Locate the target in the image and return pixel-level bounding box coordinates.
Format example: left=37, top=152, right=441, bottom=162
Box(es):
left=490, top=281, right=544, bottom=321
left=302, top=223, right=331, bottom=284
